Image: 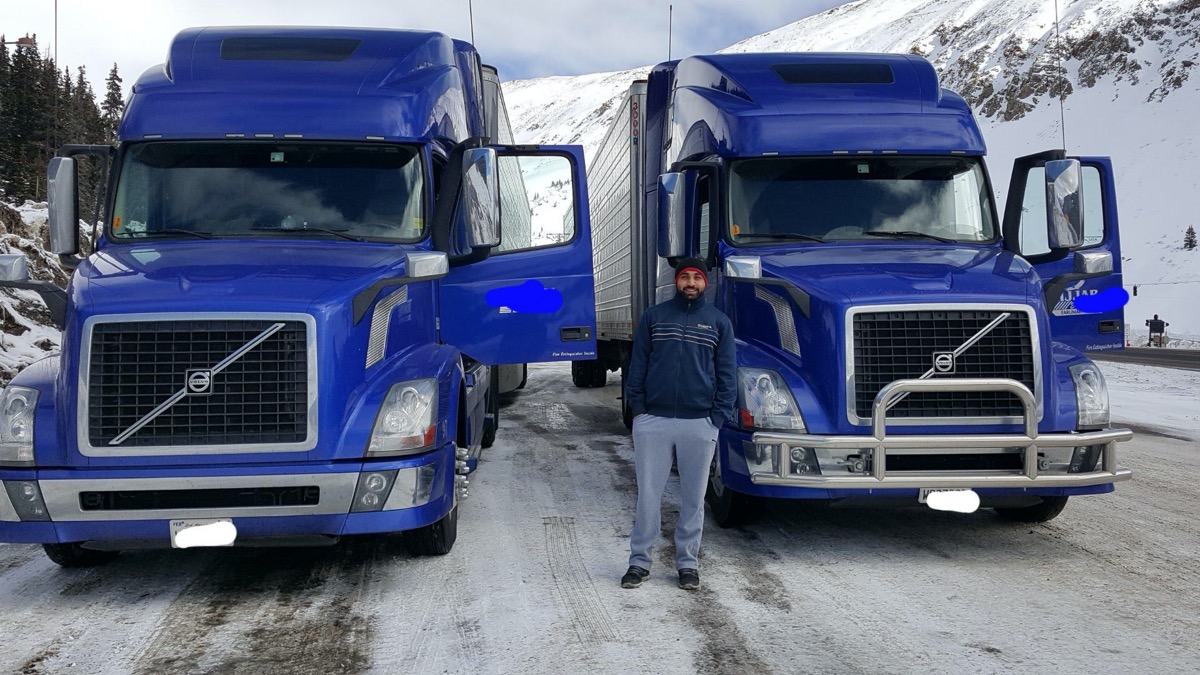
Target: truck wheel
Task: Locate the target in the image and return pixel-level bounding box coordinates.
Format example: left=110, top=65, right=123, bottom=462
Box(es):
left=517, top=364, right=528, bottom=390
left=481, top=374, right=500, bottom=449
left=43, top=543, right=120, bottom=568
left=994, top=496, right=1069, bottom=523
left=705, top=454, right=761, bottom=528
left=405, top=505, right=459, bottom=556
left=571, top=360, right=607, bottom=388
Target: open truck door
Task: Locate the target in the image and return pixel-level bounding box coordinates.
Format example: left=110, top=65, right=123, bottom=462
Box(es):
left=1003, top=151, right=1126, bottom=352
left=438, top=144, right=597, bottom=364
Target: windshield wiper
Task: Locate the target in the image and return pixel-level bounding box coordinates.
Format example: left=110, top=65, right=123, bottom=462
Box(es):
left=864, top=230, right=957, bottom=244
left=128, top=229, right=215, bottom=240
left=252, top=226, right=364, bottom=242
left=739, top=232, right=825, bottom=243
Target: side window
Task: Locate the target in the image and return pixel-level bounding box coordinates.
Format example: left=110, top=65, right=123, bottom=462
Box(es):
left=1081, top=166, right=1104, bottom=246
left=1017, top=167, right=1049, bottom=256
left=1017, top=164, right=1105, bottom=256
left=697, top=175, right=713, bottom=260
left=495, top=155, right=576, bottom=253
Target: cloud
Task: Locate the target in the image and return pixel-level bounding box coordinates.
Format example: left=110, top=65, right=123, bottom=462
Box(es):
left=1, top=0, right=847, bottom=90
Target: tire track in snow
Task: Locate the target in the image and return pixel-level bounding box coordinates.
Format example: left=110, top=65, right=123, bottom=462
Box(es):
left=132, top=546, right=375, bottom=674
left=543, top=516, right=620, bottom=644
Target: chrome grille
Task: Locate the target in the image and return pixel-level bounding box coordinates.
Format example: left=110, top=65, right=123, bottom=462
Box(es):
left=851, top=308, right=1036, bottom=420
left=87, top=319, right=309, bottom=447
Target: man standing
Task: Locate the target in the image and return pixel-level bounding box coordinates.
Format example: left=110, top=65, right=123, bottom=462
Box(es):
left=621, top=257, right=737, bottom=591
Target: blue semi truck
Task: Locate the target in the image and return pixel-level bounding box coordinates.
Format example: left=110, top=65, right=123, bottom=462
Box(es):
left=580, top=53, right=1132, bottom=524
left=0, top=27, right=596, bottom=565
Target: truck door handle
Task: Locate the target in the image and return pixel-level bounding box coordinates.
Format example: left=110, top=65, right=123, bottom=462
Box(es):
left=1098, top=320, right=1121, bottom=334
left=560, top=326, right=592, bottom=341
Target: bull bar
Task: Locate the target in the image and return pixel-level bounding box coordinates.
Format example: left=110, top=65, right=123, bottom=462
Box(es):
left=749, top=378, right=1133, bottom=488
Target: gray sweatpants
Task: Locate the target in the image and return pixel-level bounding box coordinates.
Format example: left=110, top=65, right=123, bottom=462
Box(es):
left=628, top=414, right=719, bottom=571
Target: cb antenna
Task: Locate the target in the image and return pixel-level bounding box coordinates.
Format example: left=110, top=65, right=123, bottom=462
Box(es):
left=668, top=4, right=673, bottom=61
left=1053, top=0, right=1067, bottom=151
left=468, top=0, right=476, bottom=45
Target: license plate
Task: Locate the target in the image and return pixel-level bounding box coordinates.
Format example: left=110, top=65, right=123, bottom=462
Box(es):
left=918, top=488, right=981, bottom=513
left=169, top=518, right=236, bottom=548
left=918, top=488, right=966, bottom=504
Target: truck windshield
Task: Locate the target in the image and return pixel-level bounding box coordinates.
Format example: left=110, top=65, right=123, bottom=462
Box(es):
left=728, top=156, right=995, bottom=245
left=110, top=141, right=425, bottom=242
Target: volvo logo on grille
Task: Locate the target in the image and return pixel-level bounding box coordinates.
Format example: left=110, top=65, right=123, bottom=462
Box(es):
left=932, top=352, right=956, bottom=374
left=186, top=369, right=214, bottom=395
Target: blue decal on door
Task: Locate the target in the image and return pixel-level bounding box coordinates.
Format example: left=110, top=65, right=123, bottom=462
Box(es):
left=485, top=280, right=564, bottom=314
left=1074, top=287, right=1129, bottom=314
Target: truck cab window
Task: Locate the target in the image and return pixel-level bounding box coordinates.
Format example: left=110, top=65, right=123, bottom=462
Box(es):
left=728, top=156, right=995, bottom=245
left=495, top=154, right=576, bottom=253
left=110, top=141, right=427, bottom=242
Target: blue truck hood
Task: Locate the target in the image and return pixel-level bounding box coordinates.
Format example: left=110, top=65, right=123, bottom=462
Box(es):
left=73, top=240, right=404, bottom=314
left=755, top=243, right=1036, bottom=305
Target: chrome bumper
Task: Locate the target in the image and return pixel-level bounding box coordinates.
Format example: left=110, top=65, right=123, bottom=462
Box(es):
left=750, top=378, right=1133, bottom=489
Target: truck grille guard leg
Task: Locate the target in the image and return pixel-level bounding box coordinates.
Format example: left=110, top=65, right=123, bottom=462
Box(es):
left=871, top=379, right=1040, bottom=481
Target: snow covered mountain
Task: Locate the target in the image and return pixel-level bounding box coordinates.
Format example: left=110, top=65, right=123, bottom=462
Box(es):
left=506, top=0, right=1200, bottom=339
left=3, top=0, right=1199, bottom=386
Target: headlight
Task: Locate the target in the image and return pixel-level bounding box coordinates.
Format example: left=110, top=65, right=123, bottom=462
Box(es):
left=0, top=386, right=38, bottom=464
left=367, top=379, right=438, bottom=456
left=737, top=368, right=805, bottom=431
left=1069, top=362, right=1109, bottom=428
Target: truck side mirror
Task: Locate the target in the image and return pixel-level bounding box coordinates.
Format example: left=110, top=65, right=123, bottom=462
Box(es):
left=658, top=172, right=687, bottom=258
left=47, top=157, right=80, bottom=256
left=451, top=147, right=500, bottom=256
left=1045, top=159, right=1084, bottom=250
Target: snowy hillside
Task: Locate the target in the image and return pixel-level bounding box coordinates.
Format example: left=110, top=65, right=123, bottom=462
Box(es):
left=3, top=0, right=1199, bottom=387
left=506, top=0, right=1200, bottom=338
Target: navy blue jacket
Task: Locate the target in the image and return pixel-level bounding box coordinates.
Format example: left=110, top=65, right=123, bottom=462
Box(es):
left=625, top=291, right=737, bottom=427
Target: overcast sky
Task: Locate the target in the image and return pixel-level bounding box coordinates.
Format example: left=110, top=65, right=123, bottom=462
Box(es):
left=2, top=0, right=847, bottom=92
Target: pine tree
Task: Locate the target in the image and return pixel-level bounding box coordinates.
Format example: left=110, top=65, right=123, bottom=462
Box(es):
left=101, top=64, right=123, bottom=143
left=1186, top=225, right=1197, bottom=251
left=0, top=37, right=12, bottom=200
left=5, top=35, right=49, bottom=203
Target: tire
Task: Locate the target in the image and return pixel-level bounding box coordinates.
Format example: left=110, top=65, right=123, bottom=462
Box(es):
left=481, top=373, right=500, bottom=449
left=43, top=543, right=120, bottom=568
left=517, top=364, right=528, bottom=390
left=994, top=496, right=1069, bottom=523
left=571, top=360, right=606, bottom=388
left=705, top=453, right=761, bottom=528
left=405, top=505, right=459, bottom=556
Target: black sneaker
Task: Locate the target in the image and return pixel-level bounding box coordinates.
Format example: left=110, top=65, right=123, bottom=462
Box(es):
left=678, top=568, right=700, bottom=590
left=621, top=566, right=650, bottom=588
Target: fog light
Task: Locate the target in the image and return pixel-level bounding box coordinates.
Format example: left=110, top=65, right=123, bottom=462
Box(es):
left=788, top=447, right=822, bottom=476
left=364, top=473, right=388, bottom=492
left=1069, top=445, right=1102, bottom=473
left=3, top=480, right=50, bottom=521
left=351, top=469, right=397, bottom=513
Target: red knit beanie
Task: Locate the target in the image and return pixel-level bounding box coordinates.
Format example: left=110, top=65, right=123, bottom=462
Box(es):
left=673, top=257, right=709, bottom=283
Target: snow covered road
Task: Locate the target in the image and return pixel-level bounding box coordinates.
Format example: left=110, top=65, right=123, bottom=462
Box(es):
left=1, top=362, right=1197, bottom=674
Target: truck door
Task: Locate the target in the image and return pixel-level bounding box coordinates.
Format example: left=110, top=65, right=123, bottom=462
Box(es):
left=440, top=145, right=597, bottom=364
left=1003, top=152, right=1125, bottom=352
